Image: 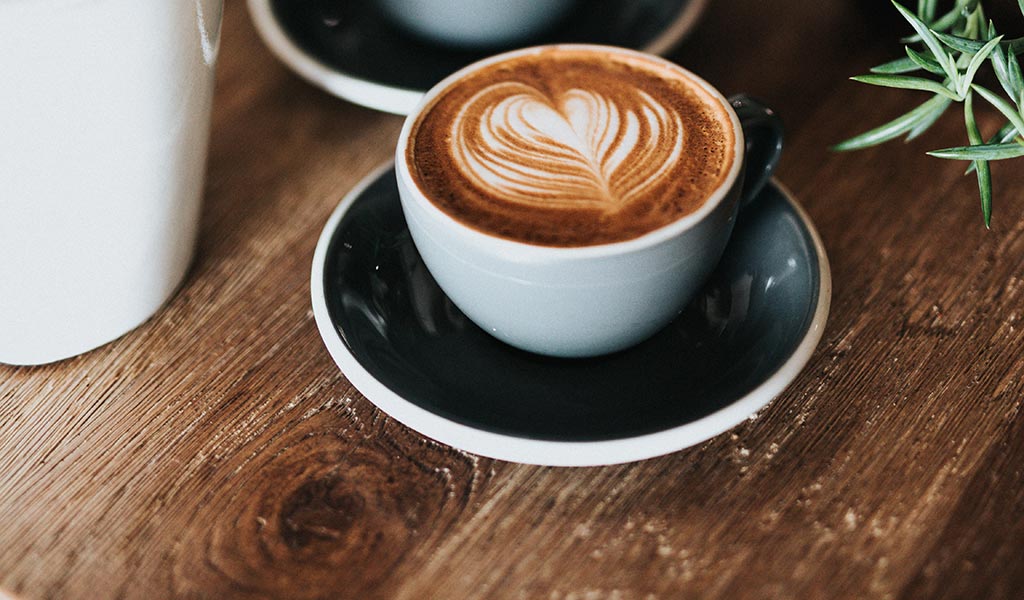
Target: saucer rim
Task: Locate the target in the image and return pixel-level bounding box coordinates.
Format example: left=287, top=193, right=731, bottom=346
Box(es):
left=247, top=0, right=710, bottom=115
left=310, top=162, right=831, bottom=466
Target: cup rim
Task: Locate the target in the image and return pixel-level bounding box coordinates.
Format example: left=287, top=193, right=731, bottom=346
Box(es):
left=395, top=43, right=745, bottom=259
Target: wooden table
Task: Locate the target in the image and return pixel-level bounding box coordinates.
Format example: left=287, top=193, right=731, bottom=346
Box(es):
left=3, top=1, right=1024, bottom=598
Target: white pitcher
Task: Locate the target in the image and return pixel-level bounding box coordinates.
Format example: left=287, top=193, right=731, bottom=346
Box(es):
left=0, top=0, right=224, bottom=365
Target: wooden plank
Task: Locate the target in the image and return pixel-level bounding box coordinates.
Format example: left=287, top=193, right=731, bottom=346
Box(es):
left=1, top=0, right=1023, bottom=598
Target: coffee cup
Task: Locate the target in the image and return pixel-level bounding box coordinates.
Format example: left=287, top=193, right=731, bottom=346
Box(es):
left=375, top=0, right=579, bottom=48
left=0, top=1, right=223, bottom=365
left=395, top=45, right=782, bottom=358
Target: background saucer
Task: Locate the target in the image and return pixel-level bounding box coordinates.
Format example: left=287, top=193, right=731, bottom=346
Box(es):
left=248, top=0, right=709, bottom=114
left=310, top=165, right=831, bottom=466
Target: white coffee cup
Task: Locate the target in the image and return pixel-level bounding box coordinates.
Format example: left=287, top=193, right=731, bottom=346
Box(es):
left=0, top=0, right=223, bottom=365
left=396, top=45, right=782, bottom=358
left=375, top=0, right=579, bottom=48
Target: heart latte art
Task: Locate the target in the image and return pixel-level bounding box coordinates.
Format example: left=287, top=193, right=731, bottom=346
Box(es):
left=452, top=84, right=683, bottom=213
left=407, top=48, right=736, bottom=246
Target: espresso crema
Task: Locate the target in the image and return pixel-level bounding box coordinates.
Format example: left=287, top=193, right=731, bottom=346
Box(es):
left=407, top=47, right=736, bottom=247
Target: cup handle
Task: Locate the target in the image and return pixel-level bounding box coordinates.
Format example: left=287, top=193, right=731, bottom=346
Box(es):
left=729, top=94, right=784, bottom=207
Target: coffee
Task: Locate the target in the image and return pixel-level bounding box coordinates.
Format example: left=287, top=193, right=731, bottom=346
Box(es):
left=406, top=46, right=736, bottom=247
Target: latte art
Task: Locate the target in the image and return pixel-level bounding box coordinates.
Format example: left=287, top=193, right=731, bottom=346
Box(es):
left=452, top=85, right=684, bottom=212
left=407, top=47, right=736, bottom=246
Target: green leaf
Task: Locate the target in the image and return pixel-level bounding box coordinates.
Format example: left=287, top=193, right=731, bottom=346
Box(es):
left=966, top=0, right=983, bottom=23
left=918, top=0, right=937, bottom=21
left=995, top=121, right=1019, bottom=143
left=832, top=94, right=952, bottom=151
left=892, top=1, right=960, bottom=81
left=966, top=121, right=1019, bottom=173
left=927, top=29, right=1023, bottom=47
left=934, top=31, right=986, bottom=53
left=975, top=153, right=994, bottom=230
left=959, top=36, right=1003, bottom=96
left=905, top=46, right=948, bottom=75
left=962, top=10, right=981, bottom=40
left=907, top=96, right=954, bottom=139
left=971, top=84, right=1024, bottom=135
left=991, top=121, right=1017, bottom=143
left=851, top=74, right=961, bottom=100
left=1019, top=0, right=1024, bottom=18
left=871, top=56, right=923, bottom=74
left=931, top=4, right=965, bottom=30
left=928, top=142, right=1024, bottom=160
left=991, top=45, right=1016, bottom=100
left=934, top=31, right=1022, bottom=52
left=902, top=3, right=964, bottom=41
left=1007, top=49, right=1024, bottom=98
left=992, top=46, right=1024, bottom=106
left=964, top=92, right=992, bottom=227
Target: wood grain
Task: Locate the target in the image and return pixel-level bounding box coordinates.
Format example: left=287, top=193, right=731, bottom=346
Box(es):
left=3, top=1, right=1024, bottom=598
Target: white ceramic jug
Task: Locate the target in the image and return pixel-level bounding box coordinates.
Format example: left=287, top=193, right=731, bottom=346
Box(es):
left=0, top=0, right=224, bottom=365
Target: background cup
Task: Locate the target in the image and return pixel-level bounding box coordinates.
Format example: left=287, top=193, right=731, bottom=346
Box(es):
left=396, top=46, right=783, bottom=358
left=0, top=0, right=223, bottom=365
left=375, top=0, right=579, bottom=48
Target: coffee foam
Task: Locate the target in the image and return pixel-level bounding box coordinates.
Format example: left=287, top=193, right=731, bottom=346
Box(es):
left=408, top=48, right=736, bottom=247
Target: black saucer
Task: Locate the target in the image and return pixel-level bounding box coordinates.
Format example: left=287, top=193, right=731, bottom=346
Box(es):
left=310, top=165, right=830, bottom=465
left=249, top=0, right=708, bottom=114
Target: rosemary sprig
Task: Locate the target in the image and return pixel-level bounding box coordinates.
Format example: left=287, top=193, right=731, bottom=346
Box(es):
left=834, top=0, right=1024, bottom=227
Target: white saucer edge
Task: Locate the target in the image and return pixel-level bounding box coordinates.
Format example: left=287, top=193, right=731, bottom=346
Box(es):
left=310, top=164, right=832, bottom=467
left=247, top=0, right=422, bottom=115
left=645, top=0, right=709, bottom=56
left=247, top=0, right=709, bottom=116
